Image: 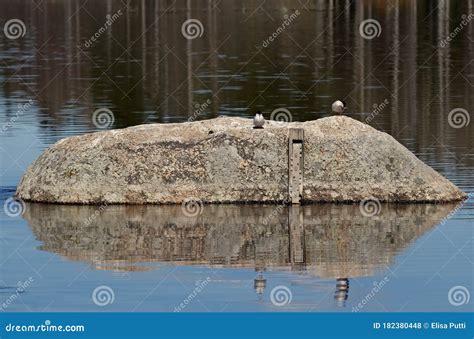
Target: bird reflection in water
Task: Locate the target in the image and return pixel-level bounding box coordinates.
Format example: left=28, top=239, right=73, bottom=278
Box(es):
left=334, top=278, right=350, bottom=307
left=254, top=272, right=267, bottom=301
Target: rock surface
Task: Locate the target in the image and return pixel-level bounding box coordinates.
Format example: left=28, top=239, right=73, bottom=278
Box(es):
left=16, top=116, right=466, bottom=204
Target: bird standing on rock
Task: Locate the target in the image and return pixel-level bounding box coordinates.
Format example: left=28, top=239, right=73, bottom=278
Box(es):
left=332, top=100, right=347, bottom=115
left=253, top=111, right=265, bottom=129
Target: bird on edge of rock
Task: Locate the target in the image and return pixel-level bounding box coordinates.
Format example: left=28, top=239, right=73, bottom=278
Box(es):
left=253, top=111, right=265, bottom=129
left=331, top=100, right=347, bottom=115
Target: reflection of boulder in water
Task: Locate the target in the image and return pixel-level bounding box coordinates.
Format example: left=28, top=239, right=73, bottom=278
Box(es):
left=24, top=203, right=458, bottom=279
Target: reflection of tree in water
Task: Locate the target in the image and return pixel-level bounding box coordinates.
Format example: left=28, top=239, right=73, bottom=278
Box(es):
left=0, top=0, right=472, bottom=170
left=25, top=202, right=460, bottom=305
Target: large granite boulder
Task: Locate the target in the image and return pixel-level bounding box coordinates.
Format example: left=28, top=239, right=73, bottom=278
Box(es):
left=16, top=116, right=466, bottom=204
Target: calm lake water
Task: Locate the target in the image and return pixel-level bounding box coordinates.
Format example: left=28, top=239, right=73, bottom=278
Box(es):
left=0, top=0, right=473, bottom=312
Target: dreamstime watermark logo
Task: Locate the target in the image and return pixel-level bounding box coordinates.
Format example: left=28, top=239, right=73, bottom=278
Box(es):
left=84, top=10, right=123, bottom=48
left=352, top=277, right=389, bottom=312
left=439, top=195, right=471, bottom=226
left=270, top=285, right=292, bottom=306
left=174, top=277, right=211, bottom=312
left=3, top=19, right=26, bottom=40
left=1, top=99, right=33, bottom=133
left=448, top=108, right=470, bottom=129
left=448, top=286, right=470, bottom=306
left=359, top=197, right=381, bottom=217
left=181, top=198, right=204, bottom=217
left=359, top=19, right=381, bottom=40
left=440, top=14, right=474, bottom=47
left=262, top=10, right=300, bottom=48
left=4, top=320, right=85, bottom=333
left=84, top=203, right=108, bottom=226
left=3, top=197, right=26, bottom=217
left=92, top=285, right=115, bottom=306
left=0, top=277, right=34, bottom=311
left=262, top=199, right=290, bottom=226
left=181, top=19, right=204, bottom=39
left=92, top=108, right=115, bottom=129
left=270, top=108, right=292, bottom=122
left=365, top=99, right=389, bottom=124
left=188, top=99, right=211, bottom=122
